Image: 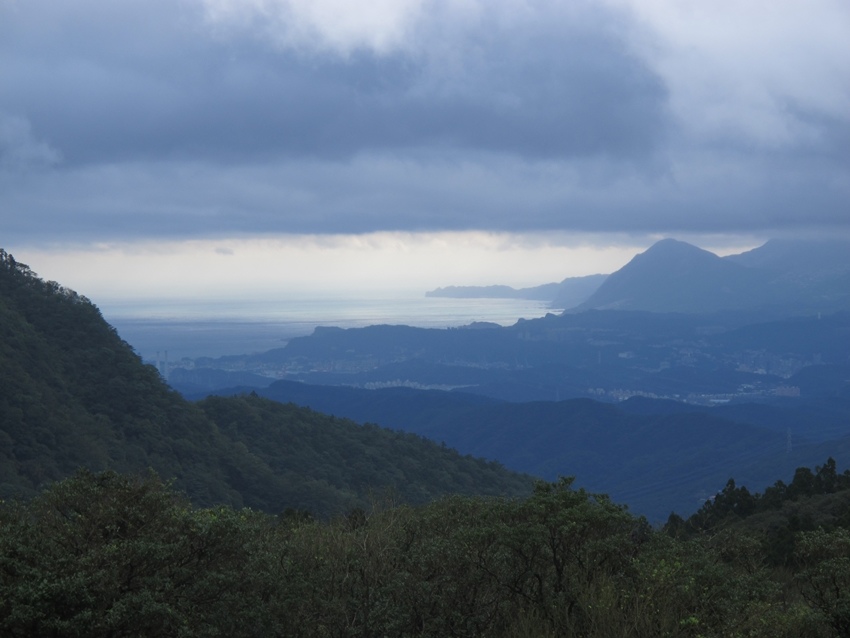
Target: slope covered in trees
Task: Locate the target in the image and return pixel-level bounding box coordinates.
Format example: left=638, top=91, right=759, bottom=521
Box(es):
left=667, top=457, right=850, bottom=564
left=205, top=378, right=850, bottom=521
left=0, top=249, right=532, bottom=514
left=4, top=467, right=850, bottom=637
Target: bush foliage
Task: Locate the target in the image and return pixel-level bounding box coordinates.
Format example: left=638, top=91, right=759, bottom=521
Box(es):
left=2, top=469, right=849, bottom=637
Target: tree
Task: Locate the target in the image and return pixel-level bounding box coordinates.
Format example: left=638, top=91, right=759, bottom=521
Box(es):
left=796, top=528, right=850, bottom=637
left=0, top=470, right=272, bottom=637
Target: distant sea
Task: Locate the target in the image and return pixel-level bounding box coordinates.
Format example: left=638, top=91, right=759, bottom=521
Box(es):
left=101, top=296, right=560, bottom=361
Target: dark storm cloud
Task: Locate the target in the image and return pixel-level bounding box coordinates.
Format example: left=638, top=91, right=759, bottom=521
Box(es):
left=0, top=0, right=848, bottom=244
left=0, top=0, right=667, bottom=166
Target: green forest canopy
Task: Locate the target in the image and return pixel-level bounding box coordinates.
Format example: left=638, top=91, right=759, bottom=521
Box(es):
left=3, top=467, right=850, bottom=637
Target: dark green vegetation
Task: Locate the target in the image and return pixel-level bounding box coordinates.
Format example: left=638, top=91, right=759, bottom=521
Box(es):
left=204, top=379, right=850, bottom=521
left=0, top=249, right=531, bottom=515
left=4, top=467, right=850, bottom=637
left=670, top=458, right=850, bottom=557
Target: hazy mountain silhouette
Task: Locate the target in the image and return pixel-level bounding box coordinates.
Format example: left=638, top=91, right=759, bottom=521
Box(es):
left=572, top=239, right=768, bottom=313
left=425, top=237, right=850, bottom=315
left=726, top=237, right=850, bottom=275
left=726, top=238, right=850, bottom=312
left=427, top=274, right=607, bottom=308
left=573, top=238, right=850, bottom=314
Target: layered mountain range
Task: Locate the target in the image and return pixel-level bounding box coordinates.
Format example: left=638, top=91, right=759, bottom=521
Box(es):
left=168, top=237, right=850, bottom=520
left=577, top=238, right=850, bottom=314
left=5, top=239, right=850, bottom=521
left=428, top=237, right=850, bottom=315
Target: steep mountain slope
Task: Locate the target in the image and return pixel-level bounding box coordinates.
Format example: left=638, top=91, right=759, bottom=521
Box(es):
left=424, top=237, right=850, bottom=315
left=574, top=239, right=771, bottom=313
left=0, top=249, right=226, bottom=501
left=0, top=249, right=532, bottom=513
left=574, top=237, right=850, bottom=314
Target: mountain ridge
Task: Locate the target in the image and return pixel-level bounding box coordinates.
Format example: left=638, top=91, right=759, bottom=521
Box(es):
left=574, top=237, right=850, bottom=314
left=0, top=249, right=533, bottom=513
left=199, top=378, right=850, bottom=521
left=425, top=237, right=850, bottom=315
left=426, top=273, right=608, bottom=308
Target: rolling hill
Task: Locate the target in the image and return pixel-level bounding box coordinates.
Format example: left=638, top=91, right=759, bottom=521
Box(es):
left=205, top=378, right=850, bottom=521
left=0, top=249, right=533, bottom=515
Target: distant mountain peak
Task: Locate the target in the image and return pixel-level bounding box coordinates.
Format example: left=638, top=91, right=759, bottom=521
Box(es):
left=569, top=236, right=850, bottom=314
left=636, top=238, right=721, bottom=262
left=573, top=238, right=762, bottom=313
left=646, top=238, right=700, bottom=250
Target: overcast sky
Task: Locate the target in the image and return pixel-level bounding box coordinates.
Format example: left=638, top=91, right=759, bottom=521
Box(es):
left=1, top=0, right=848, bottom=300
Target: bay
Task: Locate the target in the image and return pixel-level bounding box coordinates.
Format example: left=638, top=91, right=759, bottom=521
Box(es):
left=101, top=295, right=560, bottom=361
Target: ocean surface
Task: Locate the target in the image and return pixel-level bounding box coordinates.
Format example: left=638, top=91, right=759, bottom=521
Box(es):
left=101, top=296, right=560, bottom=361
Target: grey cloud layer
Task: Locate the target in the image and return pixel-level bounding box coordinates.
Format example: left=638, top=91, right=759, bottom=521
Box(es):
left=1, top=0, right=666, bottom=164
left=0, top=0, right=848, bottom=242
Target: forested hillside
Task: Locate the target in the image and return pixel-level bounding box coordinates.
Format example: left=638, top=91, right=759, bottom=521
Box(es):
left=206, top=378, right=850, bottom=521
left=5, top=248, right=850, bottom=635
left=3, top=467, right=850, bottom=637
left=0, top=249, right=532, bottom=514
